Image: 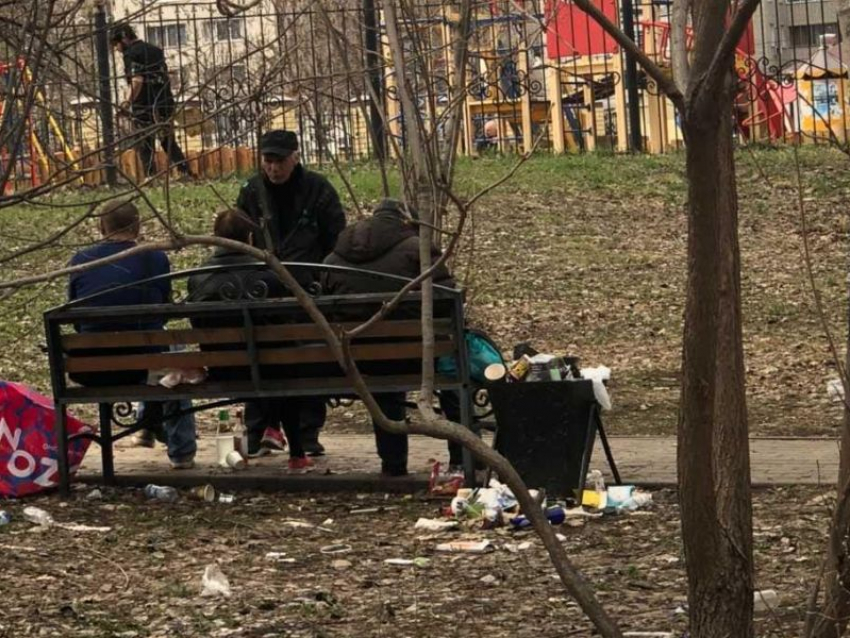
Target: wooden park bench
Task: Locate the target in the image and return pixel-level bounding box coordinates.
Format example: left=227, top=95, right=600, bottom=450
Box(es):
left=43, top=263, right=475, bottom=494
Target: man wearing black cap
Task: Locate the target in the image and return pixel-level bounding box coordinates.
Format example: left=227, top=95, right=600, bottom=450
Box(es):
left=111, top=24, right=190, bottom=179
left=236, top=129, right=346, bottom=457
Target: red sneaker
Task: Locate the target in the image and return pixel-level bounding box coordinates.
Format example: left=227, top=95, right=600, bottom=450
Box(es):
left=261, top=427, right=287, bottom=451
left=288, top=456, right=314, bottom=471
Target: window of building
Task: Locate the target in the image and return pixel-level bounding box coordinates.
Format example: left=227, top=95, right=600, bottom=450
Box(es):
left=203, top=64, right=247, bottom=85
left=203, top=18, right=244, bottom=42
left=146, top=24, right=188, bottom=49
left=790, top=23, right=839, bottom=48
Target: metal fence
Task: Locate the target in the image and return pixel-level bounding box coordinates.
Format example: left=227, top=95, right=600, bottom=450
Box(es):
left=2, top=0, right=848, bottom=190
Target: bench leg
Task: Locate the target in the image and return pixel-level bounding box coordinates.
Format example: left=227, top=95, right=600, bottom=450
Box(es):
left=98, top=403, right=115, bottom=485
left=56, top=401, right=71, bottom=497
left=460, top=387, right=477, bottom=488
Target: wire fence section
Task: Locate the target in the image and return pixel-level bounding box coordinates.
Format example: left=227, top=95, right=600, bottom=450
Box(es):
left=3, top=0, right=848, bottom=190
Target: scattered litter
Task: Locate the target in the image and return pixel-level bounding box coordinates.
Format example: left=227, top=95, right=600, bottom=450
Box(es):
left=85, top=489, right=102, bottom=501
left=428, top=462, right=464, bottom=496
left=189, top=485, right=216, bottom=502
left=56, top=523, right=112, bottom=533
left=22, top=506, right=54, bottom=526
left=349, top=506, right=399, bottom=515
left=384, top=557, right=430, bottom=567
left=673, top=606, right=686, bottom=615
left=503, top=541, right=532, bottom=553
left=218, top=493, right=235, bottom=504
left=581, top=366, right=613, bottom=410
left=479, top=574, right=498, bottom=584
left=435, top=540, right=494, bottom=554
left=754, top=589, right=779, bottom=613
left=321, top=518, right=334, bottom=527
left=331, top=559, right=352, bottom=571
left=320, top=543, right=352, bottom=555
left=414, top=518, right=460, bottom=532
left=200, top=564, right=231, bottom=598
left=827, top=378, right=845, bottom=402
left=265, top=552, right=296, bottom=564
left=0, top=510, right=10, bottom=525
left=144, top=484, right=178, bottom=503
left=282, top=519, right=333, bottom=533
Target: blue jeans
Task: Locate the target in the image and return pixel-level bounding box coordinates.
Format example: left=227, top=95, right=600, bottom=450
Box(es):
left=138, top=400, right=197, bottom=461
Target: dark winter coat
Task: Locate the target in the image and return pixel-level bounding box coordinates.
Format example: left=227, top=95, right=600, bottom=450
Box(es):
left=235, top=165, right=346, bottom=286
left=322, top=208, right=455, bottom=296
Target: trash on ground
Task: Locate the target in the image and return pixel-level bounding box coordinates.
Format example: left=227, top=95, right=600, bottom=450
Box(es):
left=320, top=543, right=352, bottom=554
left=200, top=563, right=231, bottom=598
left=827, top=378, right=845, bottom=402
left=503, top=541, right=533, bottom=553
left=435, top=539, right=494, bottom=553
left=428, top=461, right=464, bottom=496
left=754, top=589, right=779, bottom=613
left=349, top=506, right=398, bottom=515
left=384, top=557, right=430, bottom=567
left=331, top=559, right=352, bottom=570
left=23, top=506, right=54, bottom=526
left=480, top=574, right=498, bottom=584
left=218, top=493, right=235, bottom=504
left=414, top=518, right=460, bottom=532
left=189, top=485, right=216, bottom=502
left=56, top=523, right=112, bottom=533
left=85, top=489, right=102, bottom=501
left=282, top=519, right=333, bottom=532
left=265, top=551, right=296, bottom=564
left=144, top=484, right=178, bottom=503
left=0, top=510, right=10, bottom=525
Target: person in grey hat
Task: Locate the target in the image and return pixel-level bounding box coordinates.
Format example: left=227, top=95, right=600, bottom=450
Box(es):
left=235, top=129, right=346, bottom=458
left=322, top=198, right=456, bottom=476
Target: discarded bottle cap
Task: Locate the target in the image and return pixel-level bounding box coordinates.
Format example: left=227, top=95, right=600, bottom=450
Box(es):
left=484, top=363, right=507, bottom=382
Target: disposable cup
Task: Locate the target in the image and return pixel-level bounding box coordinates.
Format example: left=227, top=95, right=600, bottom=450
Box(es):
left=225, top=450, right=246, bottom=470
left=216, top=434, right=235, bottom=467
left=189, top=484, right=216, bottom=502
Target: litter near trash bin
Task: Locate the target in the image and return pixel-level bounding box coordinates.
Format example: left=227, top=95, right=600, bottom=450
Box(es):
left=189, top=485, right=216, bottom=502
left=384, top=557, right=430, bottom=567
left=428, top=462, right=464, bottom=496
left=144, top=484, right=178, bottom=503
left=320, top=543, right=352, bottom=554
left=414, top=518, right=460, bottom=532
left=435, top=539, right=494, bottom=553
left=85, top=489, right=103, bottom=501
left=200, top=563, right=231, bottom=598
left=22, top=506, right=53, bottom=526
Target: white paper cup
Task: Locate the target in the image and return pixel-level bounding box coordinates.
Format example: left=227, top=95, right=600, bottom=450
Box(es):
left=216, top=434, right=235, bottom=467
left=225, top=450, right=246, bottom=470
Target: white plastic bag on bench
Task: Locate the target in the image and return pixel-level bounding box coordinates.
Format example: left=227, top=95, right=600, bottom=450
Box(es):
left=0, top=381, right=94, bottom=497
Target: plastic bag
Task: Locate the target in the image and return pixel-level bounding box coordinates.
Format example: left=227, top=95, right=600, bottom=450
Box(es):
left=437, top=329, right=504, bottom=383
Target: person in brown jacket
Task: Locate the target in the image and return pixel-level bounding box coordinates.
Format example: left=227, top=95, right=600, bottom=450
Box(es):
left=323, top=198, right=458, bottom=476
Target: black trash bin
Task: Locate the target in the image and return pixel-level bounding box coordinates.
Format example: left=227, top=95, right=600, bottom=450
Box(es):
left=487, top=379, right=598, bottom=498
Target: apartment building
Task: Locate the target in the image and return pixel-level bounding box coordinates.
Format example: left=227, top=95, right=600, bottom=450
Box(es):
left=754, top=0, right=843, bottom=72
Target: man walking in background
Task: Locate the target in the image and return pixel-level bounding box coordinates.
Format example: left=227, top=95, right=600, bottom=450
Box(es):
left=236, top=129, right=346, bottom=457
left=111, top=24, right=190, bottom=180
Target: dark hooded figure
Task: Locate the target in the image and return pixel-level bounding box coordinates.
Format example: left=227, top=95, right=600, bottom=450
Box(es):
left=323, top=199, right=460, bottom=476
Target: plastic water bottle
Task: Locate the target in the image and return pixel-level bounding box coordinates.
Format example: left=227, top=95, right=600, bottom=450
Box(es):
left=144, top=484, right=179, bottom=502
left=23, top=506, right=54, bottom=526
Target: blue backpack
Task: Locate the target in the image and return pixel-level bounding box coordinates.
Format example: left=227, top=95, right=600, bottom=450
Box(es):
left=437, top=328, right=504, bottom=383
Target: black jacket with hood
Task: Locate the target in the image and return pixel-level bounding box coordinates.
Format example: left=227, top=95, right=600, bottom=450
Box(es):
left=322, top=199, right=455, bottom=295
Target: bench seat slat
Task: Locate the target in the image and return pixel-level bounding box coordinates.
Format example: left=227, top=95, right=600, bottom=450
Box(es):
left=61, top=319, right=454, bottom=350
left=60, top=374, right=463, bottom=403
left=63, top=341, right=456, bottom=373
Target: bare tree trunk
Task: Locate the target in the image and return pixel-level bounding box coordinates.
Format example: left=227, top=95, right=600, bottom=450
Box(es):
left=678, top=79, right=754, bottom=638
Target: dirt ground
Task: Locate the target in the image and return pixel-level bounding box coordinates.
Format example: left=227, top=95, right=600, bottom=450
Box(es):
left=0, top=485, right=831, bottom=637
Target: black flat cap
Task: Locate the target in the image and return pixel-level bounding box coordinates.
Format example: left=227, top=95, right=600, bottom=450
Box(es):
left=260, top=130, right=299, bottom=157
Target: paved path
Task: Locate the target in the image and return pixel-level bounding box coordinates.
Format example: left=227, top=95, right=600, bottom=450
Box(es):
left=77, top=434, right=842, bottom=489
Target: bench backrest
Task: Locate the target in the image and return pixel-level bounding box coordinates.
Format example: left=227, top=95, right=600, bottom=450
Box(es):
left=44, top=263, right=468, bottom=401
